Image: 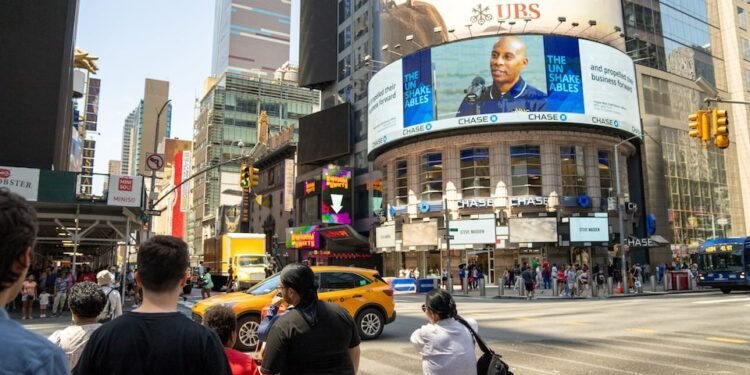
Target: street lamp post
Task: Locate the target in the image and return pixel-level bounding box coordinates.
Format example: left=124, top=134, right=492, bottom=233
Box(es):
left=615, top=135, right=640, bottom=293
left=148, top=99, right=172, bottom=237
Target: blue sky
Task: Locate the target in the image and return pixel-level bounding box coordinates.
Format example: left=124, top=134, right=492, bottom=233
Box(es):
left=76, top=0, right=214, bottom=174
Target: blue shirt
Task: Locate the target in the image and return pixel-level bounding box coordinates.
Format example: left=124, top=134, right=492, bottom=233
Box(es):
left=457, top=77, right=547, bottom=116
left=0, top=307, right=69, bottom=374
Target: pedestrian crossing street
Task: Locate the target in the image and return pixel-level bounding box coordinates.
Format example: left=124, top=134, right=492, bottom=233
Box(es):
left=358, top=293, right=750, bottom=374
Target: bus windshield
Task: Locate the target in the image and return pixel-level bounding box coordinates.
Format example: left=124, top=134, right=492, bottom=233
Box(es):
left=237, top=255, right=267, bottom=267
left=698, top=253, right=743, bottom=272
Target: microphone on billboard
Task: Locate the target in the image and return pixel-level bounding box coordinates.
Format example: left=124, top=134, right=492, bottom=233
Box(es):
left=464, top=76, right=486, bottom=103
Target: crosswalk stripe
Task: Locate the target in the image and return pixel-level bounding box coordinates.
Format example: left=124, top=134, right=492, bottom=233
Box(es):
left=693, top=297, right=750, bottom=304
left=627, top=328, right=656, bottom=334
left=707, top=336, right=748, bottom=345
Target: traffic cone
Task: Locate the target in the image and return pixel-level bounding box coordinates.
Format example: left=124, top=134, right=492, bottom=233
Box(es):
left=616, top=281, right=623, bottom=294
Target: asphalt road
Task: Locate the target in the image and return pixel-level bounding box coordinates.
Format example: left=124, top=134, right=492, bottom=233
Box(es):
left=14, top=291, right=750, bottom=375
left=358, top=291, right=750, bottom=375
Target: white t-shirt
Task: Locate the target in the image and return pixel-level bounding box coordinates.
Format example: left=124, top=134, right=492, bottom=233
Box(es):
left=410, top=318, right=478, bottom=375
left=48, top=323, right=101, bottom=370
left=39, top=292, right=51, bottom=305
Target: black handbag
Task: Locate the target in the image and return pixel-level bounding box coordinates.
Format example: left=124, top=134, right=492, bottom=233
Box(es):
left=457, top=317, right=514, bottom=375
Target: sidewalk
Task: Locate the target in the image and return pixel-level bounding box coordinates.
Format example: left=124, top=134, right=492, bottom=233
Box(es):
left=446, top=284, right=716, bottom=301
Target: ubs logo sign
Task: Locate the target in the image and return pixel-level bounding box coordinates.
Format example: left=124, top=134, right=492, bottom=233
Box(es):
left=470, top=3, right=541, bottom=25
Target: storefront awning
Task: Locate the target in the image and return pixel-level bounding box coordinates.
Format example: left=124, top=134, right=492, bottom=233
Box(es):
left=627, top=235, right=670, bottom=248
left=319, top=225, right=370, bottom=248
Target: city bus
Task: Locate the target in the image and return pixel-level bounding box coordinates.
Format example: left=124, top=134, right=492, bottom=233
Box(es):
left=696, top=237, right=750, bottom=294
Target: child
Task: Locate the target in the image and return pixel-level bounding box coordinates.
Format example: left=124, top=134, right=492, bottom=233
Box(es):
left=48, top=281, right=106, bottom=371
left=203, top=305, right=260, bottom=375
left=39, top=288, right=51, bottom=318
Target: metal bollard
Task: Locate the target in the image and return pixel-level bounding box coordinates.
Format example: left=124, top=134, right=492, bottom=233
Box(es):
left=591, top=280, right=597, bottom=298
left=447, top=277, right=453, bottom=295
left=433, top=278, right=439, bottom=291
left=518, top=279, right=525, bottom=297
left=552, top=278, right=558, bottom=296
left=479, top=278, right=486, bottom=296
left=462, top=278, right=468, bottom=295
left=497, top=276, right=504, bottom=296
left=650, top=275, right=656, bottom=292
left=607, top=277, right=613, bottom=295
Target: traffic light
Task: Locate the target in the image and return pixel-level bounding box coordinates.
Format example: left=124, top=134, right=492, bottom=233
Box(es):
left=712, top=108, right=730, bottom=149
left=249, top=167, right=260, bottom=188
left=240, top=163, right=250, bottom=191
left=688, top=110, right=710, bottom=142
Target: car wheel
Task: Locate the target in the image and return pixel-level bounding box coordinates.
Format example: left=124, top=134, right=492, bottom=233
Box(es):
left=357, top=308, right=384, bottom=340
left=236, top=314, right=261, bottom=351
left=720, top=287, right=732, bottom=294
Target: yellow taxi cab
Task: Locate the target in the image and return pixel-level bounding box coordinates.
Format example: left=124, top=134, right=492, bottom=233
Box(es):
left=192, top=266, right=396, bottom=351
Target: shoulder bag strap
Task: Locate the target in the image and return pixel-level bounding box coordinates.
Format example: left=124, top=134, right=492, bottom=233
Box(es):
left=455, top=316, right=494, bottom=355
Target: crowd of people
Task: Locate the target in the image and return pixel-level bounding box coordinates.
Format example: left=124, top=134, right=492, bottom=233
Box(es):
left=0, top=188, right=498, bottom=375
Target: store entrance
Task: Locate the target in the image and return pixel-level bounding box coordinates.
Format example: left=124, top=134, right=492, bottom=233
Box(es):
left=467, top=249, right=494, bottom=284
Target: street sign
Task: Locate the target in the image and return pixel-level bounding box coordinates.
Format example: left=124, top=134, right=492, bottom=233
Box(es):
left=145, top=209, right=162, bottom=216
left=145, top=153, right=165, bottom=172
left=443, top=234, right=455, bottom=240
left=449, top=228, right=459, bottom=232
left=717, top=218, right=729, bottom=225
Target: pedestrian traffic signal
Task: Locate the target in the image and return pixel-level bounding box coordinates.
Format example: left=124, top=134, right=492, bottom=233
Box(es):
left=712, top=108, right=730, bottom=149
left=240, top=163, right=250, bottom=191
left=249, top=166, right=260, bottom=188
left=688, top=110, right=710, bottom=142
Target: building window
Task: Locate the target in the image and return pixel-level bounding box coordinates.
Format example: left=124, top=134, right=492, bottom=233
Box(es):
left=598, top=151, right=613, bottom=205
left=460, top=148, right=490, bottom=198
left=338, top=55, right=351, bottom=82
left=742, top=38, right=750, bottom=61
left=560, top=146, right=586, bottom=197
left=745, top=70, right=750, bottom=91
left=510, top=145, right=542, bottom=196
left=395, top=159, right=408, bottom=206
left=420, top=153, right=442, bottom=201
left=338, top=0, right=351, bottom=25
left=338, top=25, right=352, bottom=53
left=740, top=7, right=747, bottom=30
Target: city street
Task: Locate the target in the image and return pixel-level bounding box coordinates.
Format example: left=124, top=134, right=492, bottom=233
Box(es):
left=15, top=291, right=750, bottom=374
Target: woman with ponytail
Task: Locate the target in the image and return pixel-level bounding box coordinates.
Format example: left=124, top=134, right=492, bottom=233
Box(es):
left=410, top=289, right=478, bottom=375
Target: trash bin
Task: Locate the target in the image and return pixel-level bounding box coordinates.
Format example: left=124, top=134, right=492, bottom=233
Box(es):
left=668, top=271, right=689, bottom=290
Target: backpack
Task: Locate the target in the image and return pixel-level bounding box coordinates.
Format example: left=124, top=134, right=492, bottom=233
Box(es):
left=457, top=317, right=514, bottom=375
left=597, top=273, right=605, bottom=285
left=98, top=289, right=115, bottom=323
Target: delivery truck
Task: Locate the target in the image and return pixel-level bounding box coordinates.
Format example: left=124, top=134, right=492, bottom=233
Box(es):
left=203, top=233, right=270, bottom=289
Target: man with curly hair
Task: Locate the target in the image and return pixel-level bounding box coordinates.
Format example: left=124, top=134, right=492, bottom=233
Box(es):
left=49, top=281, right=106, bottom=370
left=0, top=188, right=68, bottom=374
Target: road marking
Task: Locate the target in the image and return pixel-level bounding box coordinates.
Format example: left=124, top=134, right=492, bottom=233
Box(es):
left=567, top=321, right=588, bottom=326
left=500, top=346, right=643, bottom=375
left=518, top=316, right=538, bottom=321
left=627, top=328, right=656, bottom=334
left=693, top=297, right=750, bottom=304
left=707, top=336, right=748, bottom=345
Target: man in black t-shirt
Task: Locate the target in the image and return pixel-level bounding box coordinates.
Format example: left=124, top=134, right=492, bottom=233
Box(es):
left=261, top=264, right=361, bottom=375
left=74, top=236, right=230, bottom=375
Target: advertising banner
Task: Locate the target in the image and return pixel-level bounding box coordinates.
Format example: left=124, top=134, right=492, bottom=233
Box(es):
left=286, top=225, right=320, bottom=249
left=321, top=166, right=352, bottom=224
left=402, top=221, right=438, bottom=247
left=368, top=35, right=640, bottom=155
left=449, top=219, right=496, bottom=245
left=376, top=225, right=396, bottom=248
left=0, top=166, right=40, bottom=201
left=107, top=175, right=143, bottom=207
left=569, top=216, right=609, bottom=242
left=376, top=0, right=624, bottom=60
left=180, top=151, right=191, bottom=212
left=509, top=217, right=557, bottom=243
left=284, top=159, right=295, bottom=212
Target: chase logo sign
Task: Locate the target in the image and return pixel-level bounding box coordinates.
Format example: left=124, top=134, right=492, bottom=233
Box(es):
left=592, top=117, right=619, bottom=128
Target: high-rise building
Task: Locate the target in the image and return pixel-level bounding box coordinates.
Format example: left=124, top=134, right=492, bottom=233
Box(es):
left=108, top=160, right=121, bottom=176
left=121, top=109, right=138, bottom=175
left=130, top=79, right=172, bottom=177
left=211, top=0, right=292, bottom=78
left=623, top=0, right=746, bottom=258
left=293, top=0, right=750, bottom=277
left=191, top=72, right=318, bottom=255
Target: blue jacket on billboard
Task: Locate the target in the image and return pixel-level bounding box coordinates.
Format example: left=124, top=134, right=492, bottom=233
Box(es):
left=456, top=76, right=547, bottom=116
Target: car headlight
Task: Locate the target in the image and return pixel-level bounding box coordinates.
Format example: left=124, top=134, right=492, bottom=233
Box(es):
left=238, top=272, right=249, bottom=279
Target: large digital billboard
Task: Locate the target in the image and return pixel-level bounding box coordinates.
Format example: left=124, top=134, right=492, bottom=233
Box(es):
left=376, top=0, right=624, bottom=63
left=368, top=35, right=641, bottom=155
left=569, top=216, right=609, bottom=243
left=321, top=166, right=352, bottom=224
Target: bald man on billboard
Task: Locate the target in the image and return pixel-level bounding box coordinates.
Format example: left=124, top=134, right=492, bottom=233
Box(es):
left=457, top=36, right=547, bottom=116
